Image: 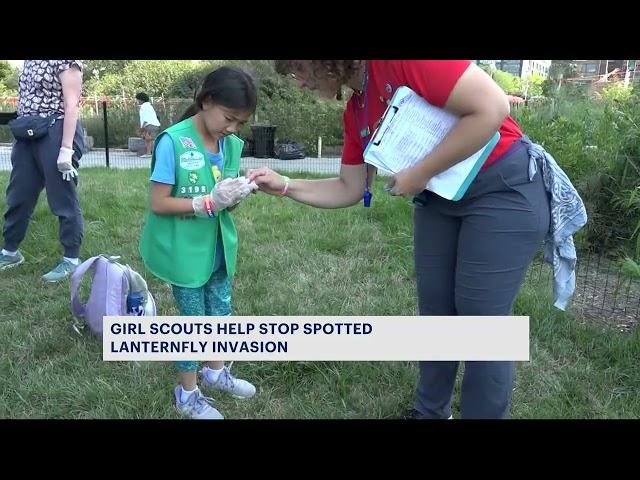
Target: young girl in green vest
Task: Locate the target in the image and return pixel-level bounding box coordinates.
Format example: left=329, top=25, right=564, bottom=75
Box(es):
left=140, top=66, right=258, bottom=420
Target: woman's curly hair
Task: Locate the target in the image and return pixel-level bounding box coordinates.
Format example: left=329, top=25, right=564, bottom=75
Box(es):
left=273, top=60, right=363, bottom=100
left=273, top=60, right=362, bottom=83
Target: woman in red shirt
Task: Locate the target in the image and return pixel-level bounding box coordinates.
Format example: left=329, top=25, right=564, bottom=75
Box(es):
left=248, top=60, right=550, bottom=419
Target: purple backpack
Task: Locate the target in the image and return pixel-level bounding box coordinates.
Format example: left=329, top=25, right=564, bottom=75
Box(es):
left=70, top=255, right=156, bottom=337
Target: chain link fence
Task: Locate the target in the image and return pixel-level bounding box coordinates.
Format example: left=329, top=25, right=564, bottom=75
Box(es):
left=526, top=252, right=639, bottom=331
left=0, top=96, right=345, bottom=174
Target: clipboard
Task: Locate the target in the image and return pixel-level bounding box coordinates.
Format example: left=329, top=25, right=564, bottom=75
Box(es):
left=363, top=86, right=500, bottom=201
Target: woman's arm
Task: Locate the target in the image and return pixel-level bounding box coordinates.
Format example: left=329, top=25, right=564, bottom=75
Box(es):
left=59, top=65, right=82, bottom=150
left=388, top=63, right=510, bottom=196
left=247, top=163, right=367, bottom=209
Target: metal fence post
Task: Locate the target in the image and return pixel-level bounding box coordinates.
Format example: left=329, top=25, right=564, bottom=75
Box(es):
left=102, top=100, right=110, bottom=168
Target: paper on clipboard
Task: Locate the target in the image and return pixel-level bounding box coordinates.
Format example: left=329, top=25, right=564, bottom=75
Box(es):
left=363, top=86, right=500, bottom=201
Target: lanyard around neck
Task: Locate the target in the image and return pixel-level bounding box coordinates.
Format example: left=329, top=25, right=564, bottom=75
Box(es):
left=351, top=62, right=373, bottom=207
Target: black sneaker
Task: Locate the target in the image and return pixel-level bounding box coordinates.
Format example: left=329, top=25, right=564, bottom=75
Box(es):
left=398, top=408, right=425, bottom=419
left=397, top=408, right=453, bottom=420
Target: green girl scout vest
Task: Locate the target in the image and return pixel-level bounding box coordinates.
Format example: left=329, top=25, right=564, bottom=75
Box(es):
left=139, top=117, right=243, bottom=288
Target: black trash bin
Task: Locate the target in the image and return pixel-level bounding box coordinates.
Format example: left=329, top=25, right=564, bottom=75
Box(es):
left=251, top=124, right=277, bottom=158
left=241, top=137, right=254, bottom=157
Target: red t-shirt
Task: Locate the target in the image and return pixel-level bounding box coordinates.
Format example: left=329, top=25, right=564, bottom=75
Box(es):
left=342, top=60, right=522, bottom=170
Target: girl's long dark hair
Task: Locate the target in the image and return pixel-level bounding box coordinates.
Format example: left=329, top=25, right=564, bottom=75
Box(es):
left=179, top=66, right=257, bottom=122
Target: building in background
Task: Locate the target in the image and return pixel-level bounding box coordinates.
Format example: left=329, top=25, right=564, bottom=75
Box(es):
left=497, top=60, right=551, bottom=78
left=568, top=60, right=638, bottom=86
left=573, top=60, right=637, bottom=76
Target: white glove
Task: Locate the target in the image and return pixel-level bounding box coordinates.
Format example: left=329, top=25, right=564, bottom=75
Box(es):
left=226, top=176, right=258, bottom=204
left=237, top=176, right=259, bottom=194
left=192, top=177, right=254, bottom=218
left=57, top=147, right=78, bottom=181
left=211, top=177, right=257, bottom=208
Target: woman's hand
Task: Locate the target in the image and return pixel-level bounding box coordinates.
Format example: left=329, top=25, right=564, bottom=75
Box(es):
left=246, top=167, right=287, bottom=196
left=386, top=165, right=429, bottom=197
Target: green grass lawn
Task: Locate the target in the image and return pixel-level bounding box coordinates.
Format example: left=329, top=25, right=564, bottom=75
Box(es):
left=0, top=168, right=638, bottom=419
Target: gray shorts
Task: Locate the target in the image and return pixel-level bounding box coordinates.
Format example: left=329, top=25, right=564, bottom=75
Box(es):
left=143, top=124, right=160, bottom=138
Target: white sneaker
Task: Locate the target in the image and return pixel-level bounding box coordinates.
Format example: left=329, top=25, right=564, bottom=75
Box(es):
left=174, top=386, right=224, bottom=420
left=200, top=366, right=256, bottom=399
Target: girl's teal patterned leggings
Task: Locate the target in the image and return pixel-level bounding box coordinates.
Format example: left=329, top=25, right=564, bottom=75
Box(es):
left=173, top=268, right=231, bottom=373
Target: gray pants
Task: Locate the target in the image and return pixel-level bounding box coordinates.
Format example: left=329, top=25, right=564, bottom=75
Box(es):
left=3, top=118, right=84, bottom=258
left=412, top=137, right=550, bottom=419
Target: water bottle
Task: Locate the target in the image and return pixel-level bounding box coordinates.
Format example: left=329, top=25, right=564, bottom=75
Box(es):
left=127, top=291, right=144, bottom=316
